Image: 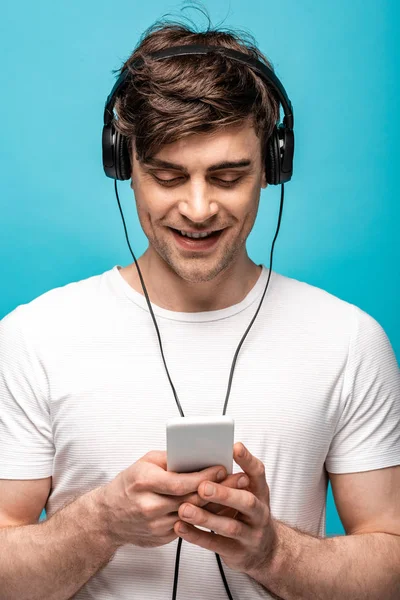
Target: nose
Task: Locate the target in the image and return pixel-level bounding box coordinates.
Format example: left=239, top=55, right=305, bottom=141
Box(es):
left=178, top=180, right=219, bottom=223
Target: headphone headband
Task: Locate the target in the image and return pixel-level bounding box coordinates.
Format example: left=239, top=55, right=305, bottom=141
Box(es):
left=102, top=44, right=294, bottom=184
left=104, top=45, right=294, bottom=130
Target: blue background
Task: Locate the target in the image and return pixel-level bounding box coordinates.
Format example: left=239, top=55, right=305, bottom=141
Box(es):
left=1, top=1, right=399, bottom=535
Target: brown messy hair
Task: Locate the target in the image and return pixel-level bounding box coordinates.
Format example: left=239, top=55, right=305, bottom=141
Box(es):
left=112, top=9, right=280, bottom=172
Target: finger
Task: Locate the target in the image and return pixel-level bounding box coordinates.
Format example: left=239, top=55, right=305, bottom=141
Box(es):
left=184, top=472, right=249, bottom=511
left=142, top=450, right=168, bottom=470
left=154, top=464, right=227, bottom=496
left=199, top=473, right=250, bottom=514
left=233, top=443, right=268, bottom=500
left=208, top=506, right=238, bottom=519
left=173, top=520, right=239, bottom=557
left=178, top=502, right=253, bottom=542
left=197, top=481, right=265, bottom=526
left=220, top=472, right=250, bottom=490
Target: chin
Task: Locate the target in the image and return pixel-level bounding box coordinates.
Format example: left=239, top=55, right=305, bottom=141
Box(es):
left=149, top=232, right=243, bottom=284
left=164, top=259, right=222, bottom=284
left=171, top=249, right=241, bottom=284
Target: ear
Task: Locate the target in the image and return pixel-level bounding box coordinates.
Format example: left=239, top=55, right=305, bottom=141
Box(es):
left=261, top=169, right=268, bottom=189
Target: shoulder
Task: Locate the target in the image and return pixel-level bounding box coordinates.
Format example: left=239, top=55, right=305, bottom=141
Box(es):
left=0, top=268, right=112, bottom=346
left=270, top=270, right=357, bottom=327
left=270, top=269, right=396, bottom=360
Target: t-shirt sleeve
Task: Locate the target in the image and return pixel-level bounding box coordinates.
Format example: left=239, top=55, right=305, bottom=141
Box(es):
left=325, top=304, right=400, bottom=473
left=0, top=306, right=54, bottom=478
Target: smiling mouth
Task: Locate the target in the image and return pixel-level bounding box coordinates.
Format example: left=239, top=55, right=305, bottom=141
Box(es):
left=169, top=227, right=224, bottom=239
left=168, top=227, right=225, bottom=251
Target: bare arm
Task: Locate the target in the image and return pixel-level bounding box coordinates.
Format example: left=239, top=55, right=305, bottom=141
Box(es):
left=0, top=487, right=119, bottom=600
left=0, top=452, right=243, bottom=600
left=248, top=520, right=400, bottom=600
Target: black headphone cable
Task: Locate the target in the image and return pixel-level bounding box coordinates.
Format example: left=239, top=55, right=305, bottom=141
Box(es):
left=114, top=179, right=285, bottom=599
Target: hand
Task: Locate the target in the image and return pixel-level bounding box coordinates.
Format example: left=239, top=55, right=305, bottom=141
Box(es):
left=96, top=450, right=248, bottom=550
left=174, top=442, right=279, bottom=576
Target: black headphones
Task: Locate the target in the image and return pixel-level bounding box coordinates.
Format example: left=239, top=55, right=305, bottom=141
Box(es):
left=102, top=45, right=294, bottom=184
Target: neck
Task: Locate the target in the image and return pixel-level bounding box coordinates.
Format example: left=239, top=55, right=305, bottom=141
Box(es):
left=119, top=248, right=262, bottom=313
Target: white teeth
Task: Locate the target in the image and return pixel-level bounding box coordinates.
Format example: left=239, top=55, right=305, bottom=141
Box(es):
left=180, top=231, right=211, bottom=239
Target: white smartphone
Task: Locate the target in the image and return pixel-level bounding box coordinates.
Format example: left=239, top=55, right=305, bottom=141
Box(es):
left=166, top=416, right=235, bottom=474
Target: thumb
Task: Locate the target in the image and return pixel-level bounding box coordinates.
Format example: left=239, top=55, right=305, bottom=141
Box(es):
left=141, top=450, right=168, bottom=470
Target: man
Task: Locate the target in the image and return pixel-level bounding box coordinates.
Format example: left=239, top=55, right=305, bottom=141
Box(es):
left=0, top=19, right=399, bottom=600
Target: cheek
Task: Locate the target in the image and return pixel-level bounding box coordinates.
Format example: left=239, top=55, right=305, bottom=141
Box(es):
left=233, top=189, right=260, bottom=222
left=235, top=196, right=261, bottom=235
left=134, top=186, right=170, bottom=222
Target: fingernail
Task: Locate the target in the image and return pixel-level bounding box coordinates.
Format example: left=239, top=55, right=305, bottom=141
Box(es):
left=217, top=469, right=225, bottom=482
left=204, top=483, right=215, bottom=496
left=238, top=445, right=245, bottom=457
left=183, top=505, right=194, bottom=518
left=238, top=476, right=249, bottom=488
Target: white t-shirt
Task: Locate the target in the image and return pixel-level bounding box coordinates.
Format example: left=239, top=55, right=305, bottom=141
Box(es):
left=0, top=264, right=399, bottom=600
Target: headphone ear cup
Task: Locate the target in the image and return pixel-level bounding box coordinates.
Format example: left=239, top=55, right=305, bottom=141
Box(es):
left=102, top=123, right=116, bottom=179
left=115, top=130, right=132, bottom=181
left=265, top=125, right=280, bottom=185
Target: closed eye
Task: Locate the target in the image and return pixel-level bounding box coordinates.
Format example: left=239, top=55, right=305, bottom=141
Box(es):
left=153, top=175, right=242, bottom=187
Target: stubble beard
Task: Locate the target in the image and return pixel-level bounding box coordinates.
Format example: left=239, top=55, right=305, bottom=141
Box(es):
left=146, top=225, right=250, bottom=284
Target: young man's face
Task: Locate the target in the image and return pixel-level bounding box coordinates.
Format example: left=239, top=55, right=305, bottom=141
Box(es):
left=130, top=119, right=267, bottom=283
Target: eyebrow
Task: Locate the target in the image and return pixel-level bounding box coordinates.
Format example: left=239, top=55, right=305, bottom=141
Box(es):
left=143, top=157, right=252, bottom=173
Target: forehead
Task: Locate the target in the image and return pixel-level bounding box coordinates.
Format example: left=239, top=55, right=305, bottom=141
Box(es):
left=136, top=121, right=261, bottom=169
